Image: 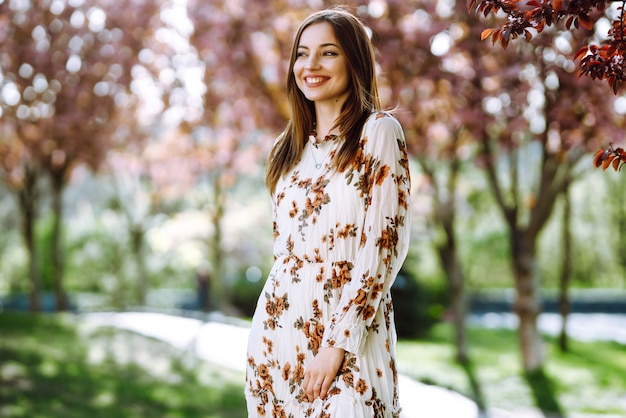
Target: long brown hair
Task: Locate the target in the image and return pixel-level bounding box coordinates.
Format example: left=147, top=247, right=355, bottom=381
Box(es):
left=265, top=8, right=381, bottom=194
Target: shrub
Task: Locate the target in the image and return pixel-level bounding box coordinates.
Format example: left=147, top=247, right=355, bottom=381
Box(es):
left=391, top=269, right=444, bottom=339
left=230, top=272, right=265, bottom=318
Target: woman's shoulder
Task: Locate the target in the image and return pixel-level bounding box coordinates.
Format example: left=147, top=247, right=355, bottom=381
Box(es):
left=363, top=111, right=403, bottom=133
left=361, top=111, right=404, bottom=144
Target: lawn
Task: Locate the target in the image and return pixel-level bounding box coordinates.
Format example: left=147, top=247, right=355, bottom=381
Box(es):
left=1, top=312, right=625, bottom=417
left=395, top=324, right=626, bottom=416
left=0, top=312, right=246, bottom=417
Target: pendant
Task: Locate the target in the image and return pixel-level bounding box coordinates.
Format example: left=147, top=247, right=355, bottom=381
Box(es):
left=315, top=163, right=322, bottom=169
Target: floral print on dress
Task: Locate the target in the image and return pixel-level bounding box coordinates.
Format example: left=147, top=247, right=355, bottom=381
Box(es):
left=246, top=112, right=411, bottom=418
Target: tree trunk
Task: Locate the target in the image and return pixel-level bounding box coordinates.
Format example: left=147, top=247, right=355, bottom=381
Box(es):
left=17, top=167, right=41, bottom=312
left=420, top=155, right=468, bottom=363
left=437, top=222, right=468, bottom=363
left=511, top=232, right=544, bottom=372
left=209, top=176, right=226, bottom=312
left=558, top=178, right=572, bottom=352
left=130, top=224, right=148, bottom=305
left=609, top=175, right=626, bottom=272
left=50, top=174, right=68, bottom=311
left=449, top=257, right=467, bottom=364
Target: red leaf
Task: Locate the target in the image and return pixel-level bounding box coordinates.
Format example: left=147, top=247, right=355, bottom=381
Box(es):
left=481, top=28, right=496, bottom=41
left=603, top=155, right=615, bottom=170
left=579, top=15, right=594, bottom=31
left=574, top=46, right=589, bottom=61
left=536, top=21, right=545, bottom=33
left=593, top=149, right=607, bottom=167
left=502, top=36, right=510, bottom=49
left=525, top=30, right=532, bottom=41
left=493, top=30, right=502, bottom=45
left=612, top=158, right=621, bottom=171
left=553, top=0, right=563, bottom=12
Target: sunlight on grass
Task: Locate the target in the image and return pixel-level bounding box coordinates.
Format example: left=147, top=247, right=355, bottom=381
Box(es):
left=0, top=312, right=246, bottom=418
left=545, top=339, right=626, bottom=414
left=396, top=323, right=626, bottom=415
left=396, top=341, right=467, bottom=389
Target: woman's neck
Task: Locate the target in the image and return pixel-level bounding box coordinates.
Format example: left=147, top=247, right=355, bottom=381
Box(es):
left=314, top=101, right=343, bottom=140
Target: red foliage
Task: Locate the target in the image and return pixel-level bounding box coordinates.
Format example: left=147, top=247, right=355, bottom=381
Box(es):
left=469, top=0, right=626, bottom=174
left=593, top=143, right=626, bottom=171
left=468, top=0, right=626, bottom=93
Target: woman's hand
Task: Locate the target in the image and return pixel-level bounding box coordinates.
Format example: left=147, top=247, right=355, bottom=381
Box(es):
left=303, top=346, right=345, bottom=402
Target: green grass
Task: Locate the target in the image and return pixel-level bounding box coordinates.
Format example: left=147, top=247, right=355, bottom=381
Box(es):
left=396, top=323, right=626, bottom=416
left=0, top=312, right=246, bottom=418
left=2, top=312, right=625, bottom=417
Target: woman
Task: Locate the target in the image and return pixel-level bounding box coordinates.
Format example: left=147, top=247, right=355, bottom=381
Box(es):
left=245, top=8, right=411, bottom=418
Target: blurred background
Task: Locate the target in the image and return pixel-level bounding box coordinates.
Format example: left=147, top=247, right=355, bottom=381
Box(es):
left=0, top=0, right=625, bottom=417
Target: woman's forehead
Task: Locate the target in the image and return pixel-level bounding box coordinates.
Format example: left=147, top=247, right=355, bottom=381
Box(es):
left=298, top=22, right=339, bottom=47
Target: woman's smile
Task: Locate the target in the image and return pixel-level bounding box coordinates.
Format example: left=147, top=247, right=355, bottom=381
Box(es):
left=305, top=76, right=329, bottom=86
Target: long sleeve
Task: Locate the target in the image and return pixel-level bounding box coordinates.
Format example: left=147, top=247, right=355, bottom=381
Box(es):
left=322, top=112, right=411, bottom=354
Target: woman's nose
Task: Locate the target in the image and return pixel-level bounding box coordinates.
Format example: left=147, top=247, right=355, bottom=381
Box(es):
left=305, top=54, right=320, bottom=69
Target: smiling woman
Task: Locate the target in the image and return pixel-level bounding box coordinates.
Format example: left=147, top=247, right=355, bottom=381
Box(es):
left=245, top=7, right=411, bottom=418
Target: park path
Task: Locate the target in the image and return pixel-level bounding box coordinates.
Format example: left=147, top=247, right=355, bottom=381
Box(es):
left=468, top=312, right=626, bottom=344
left=82, top=311, right=565, bottom=418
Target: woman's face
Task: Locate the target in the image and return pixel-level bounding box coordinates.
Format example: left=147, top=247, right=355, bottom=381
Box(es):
left=293, top=22, right=350, bottom=107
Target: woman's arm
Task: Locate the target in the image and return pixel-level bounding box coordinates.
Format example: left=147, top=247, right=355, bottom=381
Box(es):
left=323, top=112, right=412, bottom=354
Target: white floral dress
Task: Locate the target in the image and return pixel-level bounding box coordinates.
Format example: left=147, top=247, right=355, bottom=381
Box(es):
left=245, top=112, right=411, bottom=418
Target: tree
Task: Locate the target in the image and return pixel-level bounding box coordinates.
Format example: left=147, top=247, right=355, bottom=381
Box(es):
left=368, top=0, right=476, bottom=365
left=105, top=136, right=192, bottom=306
left=558, top=171, right=573, bottom=352
left=184, top=0, right=290, bottom=311
left=95, top=0, right=206, bottom=306
left=375, top=0, right=618, bottom=378
left=469, top=1, right=626, bottom=175
left=486, top=35, right=616, bottom=374
left=0, top=0, right=165, bottom=310
left=0, top=123, right=43, bottom=311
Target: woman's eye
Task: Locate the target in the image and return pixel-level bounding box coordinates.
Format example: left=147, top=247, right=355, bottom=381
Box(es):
left=323, top=51, right=337, bottom=56
left=296, top=51, right=307, bottom=58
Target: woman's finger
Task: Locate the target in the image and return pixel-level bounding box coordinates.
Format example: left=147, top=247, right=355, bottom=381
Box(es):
left=303, top=372, right=318, bottom=401
left=319, top=377, right=331, bottom=400
left=313, top=380, right=322, bottom=400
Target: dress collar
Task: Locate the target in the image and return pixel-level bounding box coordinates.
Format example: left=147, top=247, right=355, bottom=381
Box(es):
left=309, top=126, right=339, bottom=145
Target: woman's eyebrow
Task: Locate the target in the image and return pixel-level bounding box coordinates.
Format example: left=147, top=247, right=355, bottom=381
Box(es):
left=297, top=42, right=340, bottom=49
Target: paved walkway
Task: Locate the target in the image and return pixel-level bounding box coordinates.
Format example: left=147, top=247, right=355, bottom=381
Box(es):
left=468, top=312, right=626, bottom=344
left=82, top=311, right=481, bottom=418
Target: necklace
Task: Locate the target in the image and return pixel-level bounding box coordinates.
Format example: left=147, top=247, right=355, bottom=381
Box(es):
left=309, top=135, right=326, bottom=169
left=308, top=126, right=338, bottom=170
